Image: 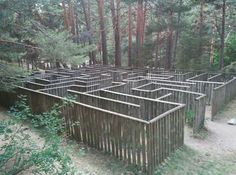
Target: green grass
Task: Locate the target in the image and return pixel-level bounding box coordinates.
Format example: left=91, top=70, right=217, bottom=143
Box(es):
left=155, top=146, right=236, bottom=175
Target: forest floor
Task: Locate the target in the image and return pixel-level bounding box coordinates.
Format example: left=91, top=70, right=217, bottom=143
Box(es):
left=1, top=98, right=236, bottom=175
left=158, top=101, right=236, bottom=175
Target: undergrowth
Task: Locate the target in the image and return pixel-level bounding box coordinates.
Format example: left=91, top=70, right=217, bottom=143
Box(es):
left=0, top=95, right=77, bottom=175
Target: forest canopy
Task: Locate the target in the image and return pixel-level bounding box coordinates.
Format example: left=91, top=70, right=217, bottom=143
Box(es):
left=0, top=0, right=236, bottom=72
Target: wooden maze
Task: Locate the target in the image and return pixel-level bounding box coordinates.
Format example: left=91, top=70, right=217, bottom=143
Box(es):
left=1, top=66, right=236, bottom=174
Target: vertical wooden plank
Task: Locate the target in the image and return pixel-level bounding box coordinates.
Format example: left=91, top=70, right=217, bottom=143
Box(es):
left=141, top=123, right=146, bottom=172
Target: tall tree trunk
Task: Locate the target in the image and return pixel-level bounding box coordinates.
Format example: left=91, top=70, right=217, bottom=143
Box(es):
left=166, top=2, right=173, bottom=70
left=136, top=0, right=143, bottom=67
left=219, top=0, right=226, bottom=69
left=62, top=1, right=69, bottom=30
left=155, top=33, right=160, bottom=68
left=128, top=5, right=132, bottom=67
left=155, top=4, right=163, bottom=68
left=75, top=12, right=79, bottom=36
left=110, top=0, right=121, bottom=66
left=68, top=0, right=75, bottom=35
left=210, top=17, right=216, bottom=65
left=141, top=1, right=147, bottom=45
left=199, top=0, right=205, bottom=53
left=81, top=0, right=96, bottom=64
left=173, top=0, right=183, bottom=65
left=97, top=0, right=108, bottom=65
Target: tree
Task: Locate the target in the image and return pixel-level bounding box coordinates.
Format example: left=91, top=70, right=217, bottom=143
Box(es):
left=35, top=29, right=95, bottom=68
left=110, top=0, right=122, bottom=66
left=128, top=4, right=133, bottom=67
left=81, top=0, right=97, bottom=65
left=135, top=0, right=144, bottom=67
left=219, top=0, right=226, bottom=69
left=165, top=0, right=174, bottom=70
left=97, top=0, right=108, bottom=65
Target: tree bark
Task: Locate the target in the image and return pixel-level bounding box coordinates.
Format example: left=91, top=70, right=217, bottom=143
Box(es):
left=155, top=33, right=160, bottom=68
left=166, top=1, right=174, bottom=70
left=155, top=3, right=163, bottom=68
left=81, top=0, right=96, bottom=64
left=128, top=5, right=132, bottom=67
left=62, top=1, right=69, bottom=30
left=219, top=0, right=226, bottom=69
left=110, top=0, right=121, bottom=67
left=141, top=1, right=147, bottom=45
left=210, top=17, right=216, bottom=65
left=136, top=0, right=143, bottom=67
left=199, top=0, right=205, bottom=53
left=68, top=0, right=75, bottom=35
left=173, top=0, right=183, bottom=65
left=97, top=0, right=108, bottom=65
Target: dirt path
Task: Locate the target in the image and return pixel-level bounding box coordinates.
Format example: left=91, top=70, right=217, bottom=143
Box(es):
left=185, top=99, right=236, bottom=155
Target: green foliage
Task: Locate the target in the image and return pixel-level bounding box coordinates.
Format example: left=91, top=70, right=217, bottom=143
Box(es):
left=35, top=29, right=96, bottom=66
left=10, top=95, right=76, bottom=135
left=0, top=95, right=77, bottom=174
left=31, top=104, right=65, bottom=135
left=185, top=109, right=194, bottom=127
left=9, top=95, right=32, bottom=121
left=176, top=30, right=210, bottom=71
left=211, top=32, right=236, bottom=71
left=224, top=33, right=236, bottom=66
left=0, top=64, right=26, bottom=92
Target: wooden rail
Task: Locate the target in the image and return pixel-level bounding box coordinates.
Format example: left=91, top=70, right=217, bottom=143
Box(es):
left=0, top=87, right=185, bottom=175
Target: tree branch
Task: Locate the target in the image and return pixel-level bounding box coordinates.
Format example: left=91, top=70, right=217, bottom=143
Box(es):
left=0, top=39, right=42, bottom=50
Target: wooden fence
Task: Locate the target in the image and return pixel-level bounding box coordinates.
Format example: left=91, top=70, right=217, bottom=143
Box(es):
left=212, top=77, right=236, bottom=119
left=0, top=87, right=185, bottom=175
left=148, top=71, right=193, bottom=81
left=130, top=87, right=206, bottom=134
left=186, top=79, right=224, bottom=105
left=149, top=79, right=197, bottom=92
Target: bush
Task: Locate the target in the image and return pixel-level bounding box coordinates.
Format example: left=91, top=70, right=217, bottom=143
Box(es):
left=0, top=64, right=26, bottom=92
left=0, top=95, right=77, bottom=174
left=185, top=109, right=194, bottom=127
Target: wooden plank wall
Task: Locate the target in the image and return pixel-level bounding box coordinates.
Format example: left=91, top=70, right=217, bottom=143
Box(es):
left=186, top=80, right=224, bottom=105
left=0, top=87, right=185, bottom=175
left=154, top=88, right=206, bottom=133
left=193, top=95, right=206, bottom=133
left=99, top=89, right=177, bottom=121
left=212, top=77, right=236, bottom=119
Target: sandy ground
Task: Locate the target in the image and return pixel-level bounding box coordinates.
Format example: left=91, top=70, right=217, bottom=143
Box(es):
left=185, top=101, right=236, bottom=155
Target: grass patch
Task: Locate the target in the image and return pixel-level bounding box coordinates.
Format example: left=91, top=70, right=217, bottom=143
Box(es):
left=155, top=146, right=236, bottom=175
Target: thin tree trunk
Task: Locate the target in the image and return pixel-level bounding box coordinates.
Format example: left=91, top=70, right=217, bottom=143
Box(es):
left=62, top=1, right=69, bottom=29
left=155, top=4, right=162, bottom=68
left=210, top=18, right=216, bottom=65
left=141, top=1, right=147, bottom=44
left=136, top=0, right=143, bottom=67
left=155, top=33, right=160, bottom=68
left=166, top=1, right=173, bottom=70
left=199, top=0, right=205, bottom=53
left=97, top=0, right=108, bottom=65
left=81, top=0, right=90, bottom=31
left=219, top=0, right=226, bottom=69
left=81, top=0, right=96, bottom=64
left=128, top=5, right=132, bottom=67
left=173, top=0, right=183, bottom=65
left=110, top=0, right=121, bottom=66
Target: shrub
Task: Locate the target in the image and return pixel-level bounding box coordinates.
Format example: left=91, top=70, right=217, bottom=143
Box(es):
left=0, top=95, right=77, bottom=174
